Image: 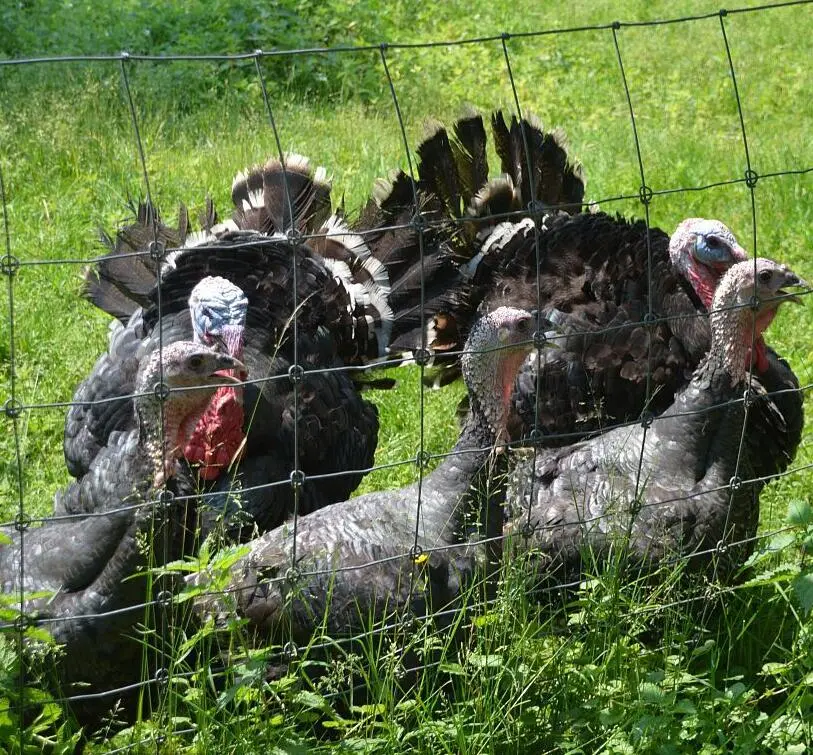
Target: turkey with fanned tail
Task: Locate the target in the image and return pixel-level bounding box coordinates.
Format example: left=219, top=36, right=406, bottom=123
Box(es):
left=64, top=155, right=462, bottom=540
left=504, top=259, right=807, bottom=587
left=367, top=110, right=803, bottom=485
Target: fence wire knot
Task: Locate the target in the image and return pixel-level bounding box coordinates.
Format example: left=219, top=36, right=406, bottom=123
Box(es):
left=742, top=388, right=755, bottom=409
left=729, top=475, right=743, bottom=491
left=154, top=667, right=169, bottom=686
left=642, top=311, right=658, bottom=325
left=640, top=411, right=654, bottom=430
left=413, top=348, right=431, bottom=367
left=13, top=613, right=31, bottom=632
left=410, top=211, right=426, bottom=232
left=285, top=566, right=301, bottom=585
left=148, top=239, right=165, bottom=262
left=288, top=364, right=304, bottom=385
left=715, top=539, right=729, bottom=556
left=283, top=640, right=299, bottom=661
left=13, top=512, right=31, bottom=532
left=533, top=330, right=547, bottom=349
left=3, top=398, right=22, bottom=419
left=528, top=428, right=544, bottom=447
left=289, top=469, right=305, bottom=489
left=153, top=380, right=170, bottom=402
left=409, top=544, right=424, bottom=562
left=416, top=450, right=431, bottom=469
left=153, top=489, right=175, bottom=513
left=638, top=185, right=653, bottom=205
left=744, top=169, right=758, bottom=188
left=520, top=520, right=537, bottom=539
left=156, top=590, right=174, bottom=608
left=286, top=227, right=303, bottom=246
left=0, top=253, right=19, bottom=277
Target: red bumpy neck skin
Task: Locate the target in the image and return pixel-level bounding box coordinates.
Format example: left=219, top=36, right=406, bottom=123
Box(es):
left=183, top=385, right=245, bottom=480
left=183, top=323, right=247, bottom=480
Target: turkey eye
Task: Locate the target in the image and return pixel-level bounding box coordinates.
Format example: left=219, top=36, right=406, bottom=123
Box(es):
left=758, top=269, right=773, bottom=284
left=188, top=355, right=204, bottom=369
left=705, top=236, right=722, bottom=249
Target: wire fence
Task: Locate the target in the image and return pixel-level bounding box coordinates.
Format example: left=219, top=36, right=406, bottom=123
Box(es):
left=1, top=0, right=812, bottom=749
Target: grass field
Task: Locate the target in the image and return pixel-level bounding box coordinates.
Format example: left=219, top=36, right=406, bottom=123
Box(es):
left=1, top=0, right=813, bottom=751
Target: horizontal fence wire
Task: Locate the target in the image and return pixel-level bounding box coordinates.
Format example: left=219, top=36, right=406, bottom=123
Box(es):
left=1, top=0, right=813, bottom=750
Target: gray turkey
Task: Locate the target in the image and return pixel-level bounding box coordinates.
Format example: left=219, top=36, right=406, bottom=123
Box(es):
left=189, top=307, right=537, bottom=647
left=64, top=155, right=462, bottom=540
left=1, top=342, right=243, bottom=728
left=504, top=258, right=806, bottom=588
left=365, top=110, right=803, bottom=484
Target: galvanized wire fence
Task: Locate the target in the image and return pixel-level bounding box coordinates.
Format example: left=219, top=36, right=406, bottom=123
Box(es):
left=1, top=0, right=813, bottom=748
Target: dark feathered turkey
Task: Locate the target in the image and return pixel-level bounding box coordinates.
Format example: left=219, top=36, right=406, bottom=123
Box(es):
left=505, top=259, right=806, bottom=588
left=64, top=156, right=463, bottom=540
left=189, top=307, right=536, bottom=646
left=1, top=342, right=243, bottom=727
left=369, top=111, right=803, bottom=483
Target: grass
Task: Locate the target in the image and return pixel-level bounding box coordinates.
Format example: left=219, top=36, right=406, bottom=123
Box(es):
left=1, top=0, right=813, bottom=751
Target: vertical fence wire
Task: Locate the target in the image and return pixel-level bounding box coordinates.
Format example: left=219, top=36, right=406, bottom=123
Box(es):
left=378, top=44, right=431, bottom=615
left=118, top=53, right=171, bottom=737
left=611, top=24, right=657, bottom=510
left=715, top=9, right=762, bottom=585
left=500, top=34, right=547, bottom=543
left=252, top=50, right=304, bottom=657
left=0, top=139, right=27, bottom=755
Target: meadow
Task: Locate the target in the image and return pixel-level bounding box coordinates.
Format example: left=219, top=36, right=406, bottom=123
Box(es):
left=1, top=0, right=812, bottom=751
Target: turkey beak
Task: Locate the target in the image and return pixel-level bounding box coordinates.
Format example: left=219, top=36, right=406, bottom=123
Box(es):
left=776, top=272, right=809, bottom=306
left=212, top=355, right=247, bottom=385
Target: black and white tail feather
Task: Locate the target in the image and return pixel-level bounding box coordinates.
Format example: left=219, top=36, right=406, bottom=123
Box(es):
left=355, top=110, right=585, bottom=388
left=85, top=155, right=398, bottom=366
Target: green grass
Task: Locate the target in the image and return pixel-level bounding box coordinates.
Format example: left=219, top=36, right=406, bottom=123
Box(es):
left=1, top=0, right=813, bottom=751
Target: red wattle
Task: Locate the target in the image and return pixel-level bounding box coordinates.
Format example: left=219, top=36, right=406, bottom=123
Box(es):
left=183, top=386, right=246, bottom=480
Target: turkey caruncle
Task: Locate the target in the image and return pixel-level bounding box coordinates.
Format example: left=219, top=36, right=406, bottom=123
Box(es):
left=64, top=155, right=464, bottom=541
left=367, top=110, right=803, bottom=484
left=1, top=342, right=244, bottom=729
left=188, top=307, right=542, bottom=654
left=504, top=258, right=807, bottom=589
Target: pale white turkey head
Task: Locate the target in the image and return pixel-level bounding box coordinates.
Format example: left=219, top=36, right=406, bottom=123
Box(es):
left=188, top=276, right=248, bottom=359
left=710, top=258, right=806, bottom=382
left=463, top=306, right=539, bottom=441
left=134, top=341, right=245, bottom=487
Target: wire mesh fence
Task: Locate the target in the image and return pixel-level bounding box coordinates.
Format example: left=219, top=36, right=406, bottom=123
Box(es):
left=1, top=0, right=813, bottom=750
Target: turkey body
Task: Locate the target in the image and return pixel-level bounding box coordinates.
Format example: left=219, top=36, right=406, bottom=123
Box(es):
left=373, top=111, right=803, bottom=481
left=190, top=308, right=535, bottom=646
left=64, top=157, right=433, bottom=539
left=505, top=259, right=806, bottom=588
left=1, top=344, right=242, bottom=727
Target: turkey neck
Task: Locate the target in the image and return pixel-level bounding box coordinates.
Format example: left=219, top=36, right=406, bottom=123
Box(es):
left=417, top=348, right=528, bottom=546
left=648, top=304, right=757, bottom=480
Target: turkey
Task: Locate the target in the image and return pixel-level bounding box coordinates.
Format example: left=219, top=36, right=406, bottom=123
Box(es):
left=189, top=307, right=537, bottom=647
left=63, top=155, right=463, bottom=540
left=367, top=110, right=803, bottom=482
left=1, top=341, right=244, bottom=727
left=504, top=258, right=806, bottom=588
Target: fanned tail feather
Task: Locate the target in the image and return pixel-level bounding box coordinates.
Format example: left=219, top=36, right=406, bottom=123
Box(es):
left=83, top=202, right=186, bottom=323
left=231, top=154, right=332, bottom=235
